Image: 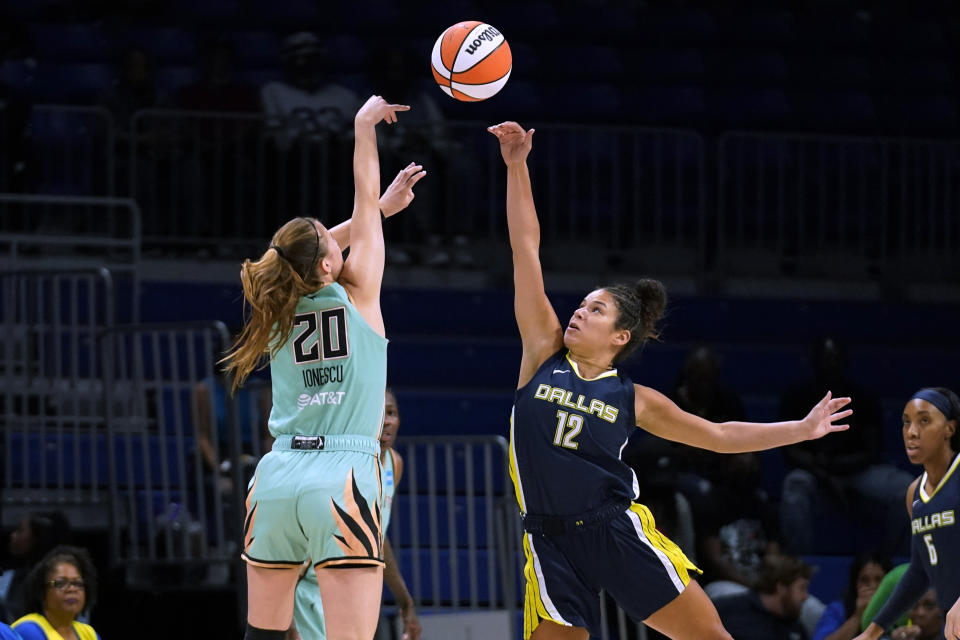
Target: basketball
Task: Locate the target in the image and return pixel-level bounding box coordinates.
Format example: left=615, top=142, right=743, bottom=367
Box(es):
left=431, top=21, right=512, bottom=101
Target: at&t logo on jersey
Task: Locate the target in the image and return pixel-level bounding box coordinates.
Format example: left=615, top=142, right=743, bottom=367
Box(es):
left=297, top=391, right=347, bottom=411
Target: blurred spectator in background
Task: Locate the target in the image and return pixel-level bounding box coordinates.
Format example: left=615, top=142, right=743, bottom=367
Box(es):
left=811, top=552, right=890, bottom=640
left=99, top=47, right=168, bottom=138
left=193, top=365, right=272, bottom=495
left=779, top=337, right=912, bottom=555
left=715, top=553, right=814, bottom=640
left=668, top=345, right=747, bottom=500
left=369, top=46, right=475, bottom=268
left=0, top=513, right=71, bottom=623
left=177, top=38, right=259, bottom=112
left=260, top=31, right=361, bottom=149
left=698, top=451, right=781, bottom=600
left=11, top=546, right=98, bottom=640
left=889, top=589, right=943, bottom=640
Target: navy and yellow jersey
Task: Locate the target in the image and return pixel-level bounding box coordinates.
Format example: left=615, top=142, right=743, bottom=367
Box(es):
left=910, top=452, right=960, bottom=614
left=509, top=349, right=638, bottom=517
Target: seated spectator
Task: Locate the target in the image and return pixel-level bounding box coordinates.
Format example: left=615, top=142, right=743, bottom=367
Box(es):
left=367, top=45, right=476, bottom=268
left=260, top=31, right=361, bottom=150
left=860, top=564, right=911, bottom=633
left=697, top=451, right=781, bottom=600
left=99, top=47, right=169, bottom=139
left=779, top=337, right=913, bottom=555
left=668, top=345, right=747, bottom=501
left=11, top=546, right=99, bottom=640
left=715, top=553, right=814, bottom=640
left=0, top=513, right=70, bottom=622
left=177, top=38, right=259, bottom=112
left=889, top=589, right=943, bottom=640
left=812, top=552, right=890, bottom=640
left=193, top=363, right=272, bottom=494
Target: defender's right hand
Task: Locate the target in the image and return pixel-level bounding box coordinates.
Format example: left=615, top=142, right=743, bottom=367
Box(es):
left=488, top=121, right=534, bottom=166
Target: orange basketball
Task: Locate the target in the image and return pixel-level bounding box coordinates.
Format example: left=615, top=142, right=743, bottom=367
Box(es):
left=431, top=21, right=512, bottom=101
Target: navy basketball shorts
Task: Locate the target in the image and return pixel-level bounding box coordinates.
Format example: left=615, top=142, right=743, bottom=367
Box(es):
left=520, top=502, right=699, bottom=639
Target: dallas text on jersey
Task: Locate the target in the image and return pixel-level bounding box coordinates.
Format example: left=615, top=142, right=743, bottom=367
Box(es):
left=533, top=383, right=620, bottom=423
left=912, top=510, right=956, bottom=535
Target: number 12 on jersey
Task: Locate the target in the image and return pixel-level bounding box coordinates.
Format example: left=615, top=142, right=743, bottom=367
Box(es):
left=553, top=410, right=583, bottom=450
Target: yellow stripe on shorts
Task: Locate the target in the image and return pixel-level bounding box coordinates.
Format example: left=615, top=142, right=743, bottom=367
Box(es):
left=629, top=502, right=701, bottom=585
left=521, top=533, right=566, bottom=639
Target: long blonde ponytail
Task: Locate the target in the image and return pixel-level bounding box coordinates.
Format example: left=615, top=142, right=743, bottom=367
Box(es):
left=222, top=217, right=327, bottom=392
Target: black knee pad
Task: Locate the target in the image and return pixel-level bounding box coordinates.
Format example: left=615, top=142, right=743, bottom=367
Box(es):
left=244, top=625, right=287, bottom=640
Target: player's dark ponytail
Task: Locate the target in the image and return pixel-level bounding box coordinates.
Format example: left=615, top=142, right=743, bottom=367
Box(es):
left=223, top=217, right=327, bottom=392
left=603, top=277, right=667, bottom=363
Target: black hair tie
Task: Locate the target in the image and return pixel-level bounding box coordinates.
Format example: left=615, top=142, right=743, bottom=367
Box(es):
left=270, top=245, right=289, bottom=261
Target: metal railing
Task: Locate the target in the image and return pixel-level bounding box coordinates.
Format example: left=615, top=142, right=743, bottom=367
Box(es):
left=388, top=435, right=519, bottom=634
left=12, top=105, right=960, bottom=285
left=0, top=268, right=114, bottom=529
left=0, top=193, right=142, bottom=321
left=100, top=321, right=245, bottom=588
left=718, top=132, right=960, bottom=280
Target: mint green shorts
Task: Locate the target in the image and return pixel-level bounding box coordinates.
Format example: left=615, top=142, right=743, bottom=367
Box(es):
left=294, top=569, right=326, bottom=640
left=241, top=435, right=383, bottom=569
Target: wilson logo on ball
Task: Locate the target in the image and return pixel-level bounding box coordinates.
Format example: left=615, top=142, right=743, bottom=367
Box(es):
left=431, top=20, right=512, bottom=102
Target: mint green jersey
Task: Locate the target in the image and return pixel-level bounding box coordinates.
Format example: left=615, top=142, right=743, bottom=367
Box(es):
left=267, top=282, right=387, bottom=439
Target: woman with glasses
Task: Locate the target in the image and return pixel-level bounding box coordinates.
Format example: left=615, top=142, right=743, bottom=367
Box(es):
left=11, top=546, right=99, bottom=640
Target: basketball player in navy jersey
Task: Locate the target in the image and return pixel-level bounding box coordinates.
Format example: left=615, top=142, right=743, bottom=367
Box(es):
left=856, top=387, right=960, bottom=640
left=487, top=121, right=853, bottom=640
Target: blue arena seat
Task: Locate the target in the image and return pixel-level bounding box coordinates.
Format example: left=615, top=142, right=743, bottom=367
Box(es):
left=708, top=88, right=791, bottom=128
left=392, top=389, right=512, bottom=438
left=791, top=54, right=873, bottom=89
left=392, top=441, right=509, bottom=495
left=548, top=45, right=624, bottom=81
left=804, top=555, right=853, bottom=603
left=120, top=28, right=198, bottom=66
left=625, top=86, right=706, bottom=124
left=793, top=90, right=876, bottom=130
left=29, top=23, right=116, bottom=62
left=719, top=10, right=795, bottom=47
left=389, top=495, right=495, bottom=549
left=714, top=51, right=788, bottom=84
left=796, top=12, right=871, bottom=48
left=630, top=48, right=705, bottom=82
left=0, top=59, right=36, bottom=94
left=33, top=62, right=114, bottom=102
left=228, top=31, right=283, bottom=67
left=391, top=548, right=500, bottom=605
left=155, top=65, right=201, bottom=95
left=634, top=10, right=717, bottom=46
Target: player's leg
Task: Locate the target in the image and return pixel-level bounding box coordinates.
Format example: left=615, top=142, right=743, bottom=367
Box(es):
left=301, top=450, right=384, bottom=640
left=643, top=580, right=731, bottom=640
left=293, top=567, right=326, bottom=640
left=243, top=453, right=311, bottom=637
left=246, top=565, right=300, bottom=633
left=529, top=620, right=589, bottom=640
left=316, top=565, right=383, bottom=640
left=602, top=502, right=731, bottom=640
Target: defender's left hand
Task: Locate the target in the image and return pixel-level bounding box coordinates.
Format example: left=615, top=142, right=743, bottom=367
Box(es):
left=802, top=391, right=852, bottom=440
